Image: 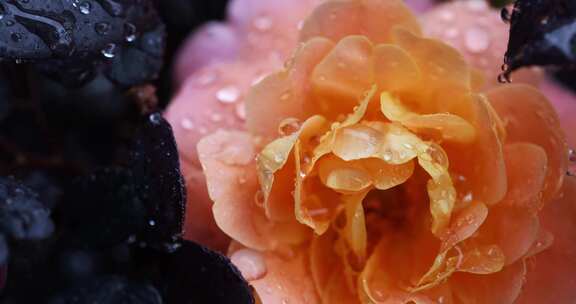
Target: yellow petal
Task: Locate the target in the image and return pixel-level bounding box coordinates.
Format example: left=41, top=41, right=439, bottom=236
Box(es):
left=363, top=158, right=415, bottom=190
left=257, top=115, right=328, bottom=220
left=458, top=245, right=505, bottom=275
left=318, top=155, right=372, bottom=193
left=380, top=92, right=476, bottom=143
left=342, top=191, right=369, bottom=261
left=333, top=124, right=382, bottom=161
left=427, top=173, right=456, bottom=235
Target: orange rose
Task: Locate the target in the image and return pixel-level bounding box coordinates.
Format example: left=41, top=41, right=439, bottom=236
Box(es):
left=196, top=0, right=570, bottom=302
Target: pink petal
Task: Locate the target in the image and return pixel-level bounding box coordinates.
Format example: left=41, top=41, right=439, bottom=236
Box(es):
left=174, top=22, right=240, bottom=85
left=230, top=245, right=319, bottom=304
left=180, top=161, right=230, bottom=251
left=516, top=178, right=576, bottom=303
left=540, top=79, right=576, bottom=147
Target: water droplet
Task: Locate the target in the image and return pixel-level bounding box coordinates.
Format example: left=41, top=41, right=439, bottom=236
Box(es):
left=211, top=113, right=223, bottom=122
left=11, top=32, right=22, bottom=42
left=280, top=91, right=291, bottom=101
left=444, top=28, right=460, bottom=39
left=94, top=22, right=110, bottom=35
left=194, top=72, right=217, bottom=87
left=95, top=0, right=125, bottom=17
left=216, top=85, right=240, bottom=104
left=297, top=20, right=304, bottom=30
left=462, top=192, right=473, bottom=203
left=498, top=72, right=511, bottom=83
left=180, top=118, right=194, bottom=130
left=501, top=8, right=511, bottom=23
left=124, top=23, right=137, bottom=42
left=464, top=26, right=491, bottom=53
left=101, top=43, right=117, bottom=59
left=467, top=0, right=488, bottom=12
left=279, top=118, right=301, bottom=136
left=238, top=175, right=247, bottom=184
left=251, top=73, right=267, bottom=86
left=254, top=191, right=265, bottom=207
left=73, top=1, right=92, bottom=15
left=149, top=113, right=162, bottom=125
left=253, top=16, right=273, bottom=32
left=438, top=10, right=455, bottom=22
left=236, top=102, right=247, bottom=120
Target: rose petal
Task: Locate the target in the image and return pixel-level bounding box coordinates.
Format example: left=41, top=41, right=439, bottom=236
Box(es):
left=487, top=84, right=568, bottom=203
left=516, top=178, right=576, bottom=303
left=451, top=261, right=527, bottom=304
left=238, top=248, right=320, bottom=304
left=480, top=205, right=540, bottom=266
left=300, top=0, right=421, bottom=44
left=311, top=36, right=375, bottom=114
left=380, top=92, right=476, bottom=143
left=318, top=155, right=372, bottom=193
left=444, top=95, right=507, bottom=206
left=181, top=161, right=230, bottom=251
left=198, top=130, right=308, bottom=250
left=246, top=37, right=335, bottom=139
left=374, top=44, right=421, bottom=92
left=502, top=143, right=548, bottom=212
left=541, top=79, right=576, bottom=147
left=174, top=22, right=240, bottom=85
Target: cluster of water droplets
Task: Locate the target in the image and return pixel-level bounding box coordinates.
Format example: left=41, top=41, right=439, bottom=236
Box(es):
left=72, top=0, right=92, bottom=15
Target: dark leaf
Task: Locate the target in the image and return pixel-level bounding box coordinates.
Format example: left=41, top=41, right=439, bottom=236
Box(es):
left=103, top=24, right=165, bottom=87
left=140, top=241, right=254, bottom=304
left=0, top=234, right=7, bottom=265
left=49, top=276, right=163, bottom=304
left=129, top=113, right=185, bottom=252
left=0, top=0, right=164, bottom=87
left=0, top=176, right=54, bottom=240
left=61, top=167, right=146, bottom=248
left=504, top=0, right=576, bottom=76
left=0, top=0, right=157, bottom=60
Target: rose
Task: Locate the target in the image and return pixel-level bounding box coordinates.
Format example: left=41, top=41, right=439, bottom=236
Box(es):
left=166, top=0, right=576, bottom=302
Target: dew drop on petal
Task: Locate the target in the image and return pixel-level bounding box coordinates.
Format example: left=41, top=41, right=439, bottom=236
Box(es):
left=236, top=102, right=247, bottom=121
left=253, top=16, right=273, bottom=32
left=438, top=10, right=455, bottom=22
left=254, top=190, right=265, bottom=208
left=278, top=118, right=301, bottom=136
left=464, top=26, right=491, bottom=53
left=180, top=118, right=194, bottom=130
left=216, top=85, right=240, bottom=104
left=194, top=72, right=217, bottom=87
left=230, top=248, right=268, bottom=281
left=467, top=0, right=488, bottom=12
left=211, top=113, right=223, bottom=122
left=444, top=28, right=460, bottom=39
